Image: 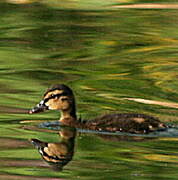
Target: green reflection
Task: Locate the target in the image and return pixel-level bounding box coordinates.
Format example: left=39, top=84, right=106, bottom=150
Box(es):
left=0, top=1, right=178, bottom=179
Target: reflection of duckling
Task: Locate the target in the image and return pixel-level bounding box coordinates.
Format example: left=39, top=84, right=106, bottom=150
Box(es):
left=31, top=127, right=76, bottom=171
left=29, top=84, right=167, bottom=134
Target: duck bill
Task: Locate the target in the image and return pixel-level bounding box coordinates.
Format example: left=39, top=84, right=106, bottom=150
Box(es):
left=31, top=138, right=46, bottom=148
left=29, top=100, right=48, bottom=114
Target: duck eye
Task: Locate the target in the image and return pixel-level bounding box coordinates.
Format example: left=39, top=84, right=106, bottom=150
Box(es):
left=51, top=94, right=55, bottom=98
left=50, top=94, right=58, bottom=99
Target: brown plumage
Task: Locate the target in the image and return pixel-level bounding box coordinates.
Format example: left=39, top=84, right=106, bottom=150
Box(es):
left=29, top=84, right=167, bottom=134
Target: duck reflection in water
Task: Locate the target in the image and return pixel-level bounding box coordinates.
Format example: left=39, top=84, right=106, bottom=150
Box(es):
left=31, top=126, right=76, bottom=171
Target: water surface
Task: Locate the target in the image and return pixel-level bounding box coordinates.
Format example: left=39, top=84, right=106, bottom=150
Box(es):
left=0, top=1, right=178, bottom=179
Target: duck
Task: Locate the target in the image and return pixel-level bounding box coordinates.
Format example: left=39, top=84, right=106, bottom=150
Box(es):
left=31, top=126, right=76, bottom=171
left=29, top=84, right=167, bottom=134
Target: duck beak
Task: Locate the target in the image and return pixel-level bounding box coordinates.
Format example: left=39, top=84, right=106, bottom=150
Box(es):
left=31, top=138, right=47, bottom=149
left=29, top=100, right=48, bottom=114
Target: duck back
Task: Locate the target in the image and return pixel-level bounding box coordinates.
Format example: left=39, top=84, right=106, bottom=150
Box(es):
left=83, top=113, right=167, bottom=134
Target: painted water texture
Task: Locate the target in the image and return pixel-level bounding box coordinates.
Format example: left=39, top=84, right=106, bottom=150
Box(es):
left=0, top=0, right=178, bottom=179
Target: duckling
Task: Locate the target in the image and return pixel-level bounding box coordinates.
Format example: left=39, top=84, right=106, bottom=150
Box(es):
left=31, top=126, right=76, bottom=171
left=29, top=84, right=167, bottom=134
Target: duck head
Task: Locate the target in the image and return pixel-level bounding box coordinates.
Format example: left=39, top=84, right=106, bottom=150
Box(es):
left=29, top=84, right=76, bottom=118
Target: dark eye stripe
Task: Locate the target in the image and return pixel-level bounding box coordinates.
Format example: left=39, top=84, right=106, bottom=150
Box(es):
left=44, top=92, right=68, bottom=103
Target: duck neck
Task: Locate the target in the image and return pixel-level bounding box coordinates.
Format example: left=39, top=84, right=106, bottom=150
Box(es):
left=59, top=104, right=77, bottom=124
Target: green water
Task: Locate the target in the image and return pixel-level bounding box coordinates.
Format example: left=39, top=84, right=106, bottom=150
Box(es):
left=0, top=1, right=178, bottom=179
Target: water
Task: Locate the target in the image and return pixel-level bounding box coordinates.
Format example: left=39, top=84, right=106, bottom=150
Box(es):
left=0, top=1, right=178, bottom=179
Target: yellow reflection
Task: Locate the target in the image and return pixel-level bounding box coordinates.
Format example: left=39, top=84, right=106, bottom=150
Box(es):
left=144, top=154, right=178, bottom=163
left=6, top=0, right=36, bottom=4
